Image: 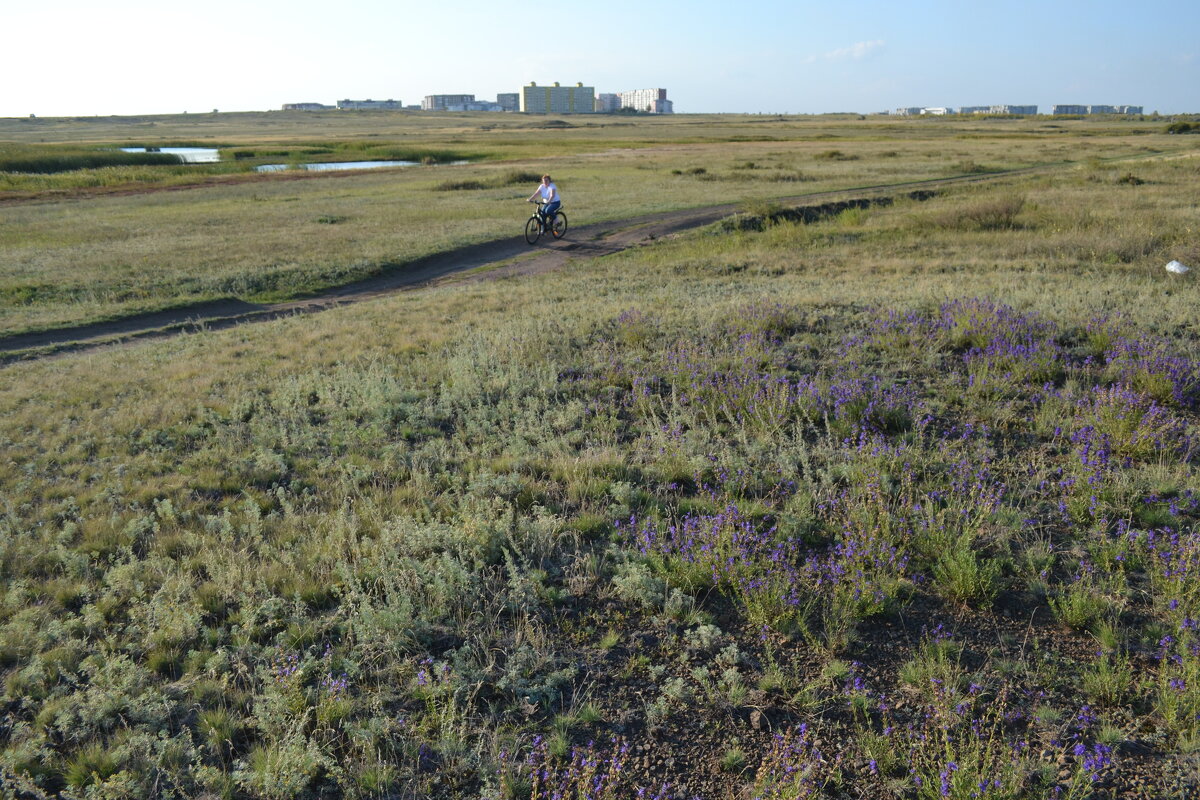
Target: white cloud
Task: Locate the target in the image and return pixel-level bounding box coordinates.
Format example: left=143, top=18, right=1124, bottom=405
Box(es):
left=805, top=40, right=886, bottom=64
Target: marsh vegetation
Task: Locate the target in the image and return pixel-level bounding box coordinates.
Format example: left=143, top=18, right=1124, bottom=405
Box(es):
left=0, top=112, right=1199, bottom=799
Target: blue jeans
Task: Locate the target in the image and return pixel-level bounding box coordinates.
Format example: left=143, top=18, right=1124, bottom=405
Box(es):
left=541, top=200, right=560, bottom=226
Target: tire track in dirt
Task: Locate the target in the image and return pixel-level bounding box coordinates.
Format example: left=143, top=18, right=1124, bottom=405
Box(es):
left=0, top=167, right=1056, bottom=365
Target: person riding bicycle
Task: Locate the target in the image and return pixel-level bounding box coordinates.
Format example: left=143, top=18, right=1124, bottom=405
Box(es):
left=527, top=174, right=561, bottom=230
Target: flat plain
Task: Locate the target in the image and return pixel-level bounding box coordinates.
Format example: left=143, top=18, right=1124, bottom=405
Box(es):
left=1, top=110, right=1199, bottom=800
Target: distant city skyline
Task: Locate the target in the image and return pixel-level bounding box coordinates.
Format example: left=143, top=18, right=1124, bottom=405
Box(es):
left=2, top=0, right=1197, bottom=118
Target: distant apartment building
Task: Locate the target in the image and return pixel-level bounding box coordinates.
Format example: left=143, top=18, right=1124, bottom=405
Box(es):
left=595, top=93, right=621, bottom=113
left=520, top=82, right=595, bottom=114
left=423, top=94, right=475, bottom=111
left=452, top=101, right=503, bottom=112
left=961, top=104, right=1038, bottom=115
left=497, top=93, right=520, bottom=112
left=283, top=103, right=334, bottom=111
left=1052, top=104, right=1143, bottom=115
left=921, top=107, right=952, bottom=116
left=894, top=107, right=925, bottom=116
left=337, top=99, right=403, bottom=110
left=618, top=88, right=673, bottom=113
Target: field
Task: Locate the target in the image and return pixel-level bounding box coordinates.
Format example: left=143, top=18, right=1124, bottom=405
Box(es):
left=0, top=111, right=1177, bottom=337
left=1, top=111, right=1199, bottom=799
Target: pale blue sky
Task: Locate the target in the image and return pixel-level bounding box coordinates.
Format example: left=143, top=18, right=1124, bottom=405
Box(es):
left=3, top=0, right=1197, bottom=117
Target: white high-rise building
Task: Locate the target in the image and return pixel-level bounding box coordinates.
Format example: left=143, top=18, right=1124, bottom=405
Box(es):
left=1052, top=104, right=1142, bottom=115
left=423, top=95, right=475, bottom=111
left=595, top=93, right=621, bottom=113
left=617, top=88, right=673, bottom=113
left=961, top=105, right=1038, bottom=115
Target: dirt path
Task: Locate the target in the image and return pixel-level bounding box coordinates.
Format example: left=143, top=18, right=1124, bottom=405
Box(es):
left=0, top=169, right=1044, bottom=365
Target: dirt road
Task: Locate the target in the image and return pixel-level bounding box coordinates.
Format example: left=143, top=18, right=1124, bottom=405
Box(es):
left=0, top=169, right=1043, bottom=364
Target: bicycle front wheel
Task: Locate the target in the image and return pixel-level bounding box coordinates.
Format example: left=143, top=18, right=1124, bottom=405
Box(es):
left=550, top=212, right=568, bottom=239
left=524, top=216, right=541, bottom=244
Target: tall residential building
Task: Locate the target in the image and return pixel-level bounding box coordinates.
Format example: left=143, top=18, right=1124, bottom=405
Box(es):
left=520, top=82, right=595, bottom=114
left=961, top=105, right=1037, bottom=115
left=595, top=93, right=621, bottom=113
left=423, top=94, right=475, bottom=111
left=497, top=93, right=519, bottom=112
left=617, top=88, right=673, bottom=113
left=1052, top=104, right=1142, bottom=115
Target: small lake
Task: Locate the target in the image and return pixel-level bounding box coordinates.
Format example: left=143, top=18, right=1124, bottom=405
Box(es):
left=120, top=148, right=465, bottom=172
left=120, top=147, right=220, bottom=163
left=254, top=160, right=418, bottom=173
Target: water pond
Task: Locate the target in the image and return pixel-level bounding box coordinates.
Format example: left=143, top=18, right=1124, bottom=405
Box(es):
left=254, top=160, right=419, bottom=173
left=121, top=148, right=464, bottom=172
left=120, top=147, right=220, bottom=163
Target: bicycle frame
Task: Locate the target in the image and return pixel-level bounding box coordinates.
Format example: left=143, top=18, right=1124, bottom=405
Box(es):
left=525, top=201, right=567, bottom=244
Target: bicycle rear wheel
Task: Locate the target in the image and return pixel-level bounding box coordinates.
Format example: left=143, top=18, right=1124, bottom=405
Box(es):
left=524, top=216, right=541, bottom=244
left=550, top=212, right=568, bottom=239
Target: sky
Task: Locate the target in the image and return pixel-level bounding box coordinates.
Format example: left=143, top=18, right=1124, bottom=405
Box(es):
left=3, top=0, right=1197, bottom=118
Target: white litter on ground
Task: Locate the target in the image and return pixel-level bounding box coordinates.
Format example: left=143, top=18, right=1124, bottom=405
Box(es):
left=1166, top=260, right=1191, bottom=274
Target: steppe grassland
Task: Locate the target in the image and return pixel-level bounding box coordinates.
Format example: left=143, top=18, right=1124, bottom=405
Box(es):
left=0, top=114, right=1182, bottom=336
left=1, top=127, right=1199, bottom=800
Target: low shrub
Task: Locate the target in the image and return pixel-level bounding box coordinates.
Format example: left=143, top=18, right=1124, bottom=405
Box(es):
left=925, top=195, right=1025, bottom=231
left=1166, top=121, right=1199, bottom=134
left=815, top=149, right=859, bottom=161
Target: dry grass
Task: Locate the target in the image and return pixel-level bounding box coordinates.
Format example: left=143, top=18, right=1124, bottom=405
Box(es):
left=2, top=114, right=1190, bottom=336
left=1, top=132, right=1198, bottom=798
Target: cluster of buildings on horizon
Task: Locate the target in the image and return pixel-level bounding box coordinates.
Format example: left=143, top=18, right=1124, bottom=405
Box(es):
left=891, top=104, right=1143, bottom=116
left=284, top=84, right=673, bottom=115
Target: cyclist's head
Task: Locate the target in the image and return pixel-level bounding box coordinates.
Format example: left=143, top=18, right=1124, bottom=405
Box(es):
left=541, top=174, right=551, bottom=183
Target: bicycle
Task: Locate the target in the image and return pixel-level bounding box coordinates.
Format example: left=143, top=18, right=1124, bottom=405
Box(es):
left=524, top=201, right=568, bottom=244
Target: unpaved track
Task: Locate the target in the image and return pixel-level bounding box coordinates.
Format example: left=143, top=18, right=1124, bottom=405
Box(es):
left=0, top=168, right=1049, bottom=365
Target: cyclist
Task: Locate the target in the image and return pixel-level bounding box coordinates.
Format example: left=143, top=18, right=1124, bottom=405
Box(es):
left=527, top=174, right=561, bottom=231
